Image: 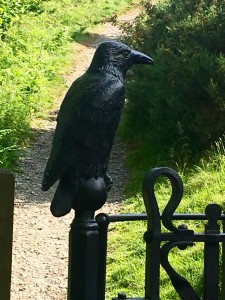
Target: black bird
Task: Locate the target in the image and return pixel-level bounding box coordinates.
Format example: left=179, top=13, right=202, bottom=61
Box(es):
left=42, top=41, right=153, bottom=217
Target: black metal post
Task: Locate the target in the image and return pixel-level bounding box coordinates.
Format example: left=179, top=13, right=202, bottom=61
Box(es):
left=203, top=204, right=221, bottom=300
left=67, top=177, right=108, bottom=300
left=68, top=210, right=99, bottom=300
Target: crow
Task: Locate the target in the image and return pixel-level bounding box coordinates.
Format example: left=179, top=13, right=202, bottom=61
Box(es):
left=42, top=41, right=153, bottom=217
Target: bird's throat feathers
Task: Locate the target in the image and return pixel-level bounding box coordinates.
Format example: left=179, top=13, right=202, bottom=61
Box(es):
left=88, top=64, right=124, bottom=82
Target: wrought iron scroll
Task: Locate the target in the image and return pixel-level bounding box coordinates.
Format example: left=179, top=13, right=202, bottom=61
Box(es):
left=160, top=241, right=199, bottom=300
left=142, top=167, right=225, bottom=300
left=142, top=167, right=196, bottom=299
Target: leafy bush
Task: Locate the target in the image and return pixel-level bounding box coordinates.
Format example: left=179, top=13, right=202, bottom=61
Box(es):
left=120, top=0, right=225, bottom=165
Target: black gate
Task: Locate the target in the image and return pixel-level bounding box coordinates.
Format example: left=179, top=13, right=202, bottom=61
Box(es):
left=68, top=167, right=225, bottom=300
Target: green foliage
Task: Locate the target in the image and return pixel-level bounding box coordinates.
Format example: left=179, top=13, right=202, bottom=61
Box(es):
left=0, top=0, right=139, bottom=169
left=120, top=0, right=225, bottom=164
left=106, top=137, right=225, bottom=300
left=0, top=17, right=60, bottom=168
left=0, top=0, right=45, bottom=37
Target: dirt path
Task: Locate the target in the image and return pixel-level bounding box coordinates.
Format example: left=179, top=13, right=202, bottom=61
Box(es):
left=11, top=9, right=140, bottom=300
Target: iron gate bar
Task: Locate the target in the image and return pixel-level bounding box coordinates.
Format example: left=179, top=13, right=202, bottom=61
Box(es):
left=106, top=213, right=225, bottom=223
left=160, top=232, right=225, bottom=242
left=203, top=203, right=221, bottom=300
left=95, top=213, right=110, bottom=300
left=96, top=215, right=225, bottom=243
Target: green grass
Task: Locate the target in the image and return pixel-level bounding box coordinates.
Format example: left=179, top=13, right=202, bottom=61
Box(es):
left=0, top=0, right=140, bottom=169
left=105, top=137, right=225, bottom=299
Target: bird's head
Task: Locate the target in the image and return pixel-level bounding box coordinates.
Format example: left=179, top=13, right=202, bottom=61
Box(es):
left=88, top=41, right=154, bottom=78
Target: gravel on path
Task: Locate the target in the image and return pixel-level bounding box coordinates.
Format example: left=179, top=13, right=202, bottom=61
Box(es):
left=11, top=9, right=140, bottom=300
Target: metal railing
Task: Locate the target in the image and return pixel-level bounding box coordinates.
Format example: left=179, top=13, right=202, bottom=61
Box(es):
left=68, top=167, right=225, bottom=300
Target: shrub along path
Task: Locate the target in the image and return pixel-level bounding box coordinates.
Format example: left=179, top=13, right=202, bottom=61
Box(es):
left=11, top=9, right=140, bottom=300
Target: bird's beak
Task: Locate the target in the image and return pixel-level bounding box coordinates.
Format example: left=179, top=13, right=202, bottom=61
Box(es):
left=130, top=49, right=154, bottom=65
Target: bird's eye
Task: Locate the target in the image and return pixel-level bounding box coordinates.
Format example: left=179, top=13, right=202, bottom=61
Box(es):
left=123, top=50, right=130, bottom=58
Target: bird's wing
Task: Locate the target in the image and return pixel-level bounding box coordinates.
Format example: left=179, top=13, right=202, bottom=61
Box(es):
left=42, top=72, right=125, bottom=190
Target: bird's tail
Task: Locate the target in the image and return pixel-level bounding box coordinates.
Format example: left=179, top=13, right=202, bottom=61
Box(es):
left=50, top=179, right=77, bottom=217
